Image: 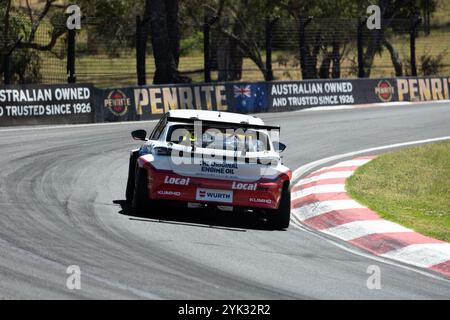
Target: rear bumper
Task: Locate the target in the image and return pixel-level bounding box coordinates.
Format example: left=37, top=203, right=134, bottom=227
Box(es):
left=143, top=163, right=290, bottom=210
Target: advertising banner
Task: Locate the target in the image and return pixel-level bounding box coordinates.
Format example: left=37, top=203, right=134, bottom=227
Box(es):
left=97, top=82, right=270, bottom=122
left=78, top=76, right=450, bottom=124
left=0, top=84, right=94, bottom=127
left=268, top=78, right=394, bottom=111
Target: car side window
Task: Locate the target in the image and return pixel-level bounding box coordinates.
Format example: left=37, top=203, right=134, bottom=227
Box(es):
left=150, top=115, right=168, bottom=140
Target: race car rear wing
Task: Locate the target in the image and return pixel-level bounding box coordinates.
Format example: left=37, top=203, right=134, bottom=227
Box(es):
left=167, top=117, right=281, bottom=132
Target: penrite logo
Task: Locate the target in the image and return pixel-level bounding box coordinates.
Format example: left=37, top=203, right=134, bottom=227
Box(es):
left=104, top=90, right=130, bottom=117
left=375, top=80, right=395, bottom=102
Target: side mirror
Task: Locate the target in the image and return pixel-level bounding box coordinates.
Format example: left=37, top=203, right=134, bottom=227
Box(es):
left=131, top=130, right=147, bottom=141
left=276, top=142, right=287, bottom=153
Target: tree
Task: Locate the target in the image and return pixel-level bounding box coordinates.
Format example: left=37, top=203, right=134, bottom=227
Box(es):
left=144, top=0, right=190, bottom=84
left=184, top=0, right=278, bottom=81
left=362, top=0, right=437, bottom=77
left=1, top=0, right=67, bottom=84
left=76, top=0, right=143, bottom=56
left=275, top=0, right=361, bottom=79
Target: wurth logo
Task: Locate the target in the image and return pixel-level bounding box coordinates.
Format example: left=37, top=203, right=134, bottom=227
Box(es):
left=196, top=188, right=233, bottom=204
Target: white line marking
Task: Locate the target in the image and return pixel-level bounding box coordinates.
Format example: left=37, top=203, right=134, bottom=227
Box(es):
left=324, top=159, right=373, bottom=169
left=292, top=184, right=346, bottom=199
left=322, top=220, right=412, bottom=241
left=312, top=159, right=373, bottom=175
left=293, top=100, right=450, bottom=113
left=381, top=244, right=450, bottom=269
left=292, top=200, right=365, bottom=221
left=296, top=171, right=354, bottom=185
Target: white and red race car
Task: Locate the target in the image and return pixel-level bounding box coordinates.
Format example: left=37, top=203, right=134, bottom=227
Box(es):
left=125, top=110, right=292, bottom=229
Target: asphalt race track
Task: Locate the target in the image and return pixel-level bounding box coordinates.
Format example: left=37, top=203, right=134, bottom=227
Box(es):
left=0, top=102, right=450, bottom=299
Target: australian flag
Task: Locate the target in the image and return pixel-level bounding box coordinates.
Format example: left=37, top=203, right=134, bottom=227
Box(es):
left=232, top=83, right=268, bottom=114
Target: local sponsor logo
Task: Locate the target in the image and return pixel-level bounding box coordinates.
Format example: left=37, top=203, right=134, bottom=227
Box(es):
left=249, top=198, right=272, bottom=204
left=232, top=182, right=257, bottom=191
left=375, top=80, right=395, bottom=102
left=196, top=188, right=233, bottom=204
left=164, top=176, right=190, bottom=186
left=158, top=190, right=181, bottom=196
left=104, top=90, right=130, bottom=117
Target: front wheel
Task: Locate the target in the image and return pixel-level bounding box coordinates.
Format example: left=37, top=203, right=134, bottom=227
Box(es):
left=266, top=182, right=291, bottom=230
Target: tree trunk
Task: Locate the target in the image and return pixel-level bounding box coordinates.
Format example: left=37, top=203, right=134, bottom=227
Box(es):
left=363, top=0, right=390, bottom=77
left=319, top=52, right=331, bottom=79
left=217, top=21, right=243, bottom=81
left=166, top=0, right=180, bottom=68
left=363, top=29, right=383, bottom=77
left=144, top=0, right=189, bottom=84
left=383, top=38, right=403, bottom=76
left=331, top=42, right=341, bottom=79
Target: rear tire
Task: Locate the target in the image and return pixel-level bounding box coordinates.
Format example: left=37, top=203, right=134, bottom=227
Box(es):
left=126, top=151, right=139, bottom=203
left=267, top=182, right=291, bottom=230
left=132, top=168, right=151, bottom=215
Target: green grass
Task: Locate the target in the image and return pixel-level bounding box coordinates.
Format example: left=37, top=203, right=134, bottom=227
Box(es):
left=346, top=141, right=450, bottom=242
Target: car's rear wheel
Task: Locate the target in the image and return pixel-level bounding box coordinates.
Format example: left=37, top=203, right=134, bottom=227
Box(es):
left=266, top=182, right=291, bottom=230
left=125, top=152, right=139, bottom=203
left=132, top=168, right=153, bottom=215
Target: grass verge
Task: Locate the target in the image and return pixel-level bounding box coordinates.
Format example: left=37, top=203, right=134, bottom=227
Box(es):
left=346, top=141, right=450, bottom=242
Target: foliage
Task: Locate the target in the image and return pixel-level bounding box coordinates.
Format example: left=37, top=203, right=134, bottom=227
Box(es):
left=76, top=0, right=144, bottom=56
left=419, top=50, right=447, bottom=76
left=0, top=5, right=42, bottom=83
left=180, top=31, right=203, bottom=55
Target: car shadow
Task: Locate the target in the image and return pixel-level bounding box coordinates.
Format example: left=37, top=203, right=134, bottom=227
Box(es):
left=113, top=200, right=276, bottom=232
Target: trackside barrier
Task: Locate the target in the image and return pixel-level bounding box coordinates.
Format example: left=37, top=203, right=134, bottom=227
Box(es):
left=1, top=76, right=449, bottom=126
left=96, top=76, right=450, bottom=123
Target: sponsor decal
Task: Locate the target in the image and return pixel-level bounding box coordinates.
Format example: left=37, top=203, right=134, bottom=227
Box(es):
left=201, top=161, right=238, bottom=175
left=104, top=89, right=130, bottom=117
left=164, top=176, right=190, bottom=186
left=232, top=182, right=257, bottom=191
left=158, top=190, right=181, bottom=196
left=375, top=80, right=395, bottom=102
left=196, top=188, right=233, bottom=204
left=397, top=77, right=450, bottom=102
left=249, top=198, right=272, bottom=204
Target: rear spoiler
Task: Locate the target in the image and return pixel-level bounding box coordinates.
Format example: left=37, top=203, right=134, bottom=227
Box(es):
left=167, top=117, right=281, bottom=131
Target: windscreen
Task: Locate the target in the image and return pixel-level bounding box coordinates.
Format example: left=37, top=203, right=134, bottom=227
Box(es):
left=167, top=124, right=272, bottom=152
